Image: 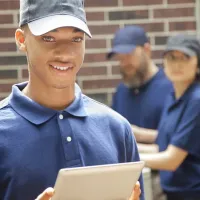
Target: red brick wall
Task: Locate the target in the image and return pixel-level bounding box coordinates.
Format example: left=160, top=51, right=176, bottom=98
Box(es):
left=0, top=0, right=197, bottom=105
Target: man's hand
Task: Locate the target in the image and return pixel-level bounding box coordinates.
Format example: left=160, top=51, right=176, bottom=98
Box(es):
left=35, top=187, right=54, bottom=200
left=35, top=182, right=141, bottom=200
left=129, top=181, right=141, bottom=200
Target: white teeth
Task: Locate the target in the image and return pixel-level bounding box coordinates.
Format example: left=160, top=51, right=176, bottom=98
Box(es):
left=52, top=66, right=71, bottom=71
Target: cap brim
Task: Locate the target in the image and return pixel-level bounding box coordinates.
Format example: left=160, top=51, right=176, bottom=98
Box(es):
left=164, top=46, right=196, bottom=57
left=28, top=15, right=92, bottom=38
left=107, top=45, right=136, bottom=59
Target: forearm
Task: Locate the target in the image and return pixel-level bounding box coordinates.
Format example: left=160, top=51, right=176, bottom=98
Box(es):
left=140, top=151, right=176, bottom=171
left=140, top=145, right=188, bottom=171
left=132, top=125, right=158, bottom=143
left=137, top=143, right=159, bottom=153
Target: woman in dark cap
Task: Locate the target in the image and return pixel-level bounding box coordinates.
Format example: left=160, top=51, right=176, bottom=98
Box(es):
left=139, top=34, right=200, bottom=200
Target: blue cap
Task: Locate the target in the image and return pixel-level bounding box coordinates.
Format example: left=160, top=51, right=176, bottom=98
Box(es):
left=19, top=0, right=92, bottom=38
left=107, top=25, right=148, bottom=59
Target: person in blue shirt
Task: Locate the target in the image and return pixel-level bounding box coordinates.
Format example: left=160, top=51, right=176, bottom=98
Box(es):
left=108, top=25, right=172, bottom=200
left=108, top=26, right=172, bottom=150
left=140, top=34, right=200, bottom=200
left=0, top=1, right=144, bottom=200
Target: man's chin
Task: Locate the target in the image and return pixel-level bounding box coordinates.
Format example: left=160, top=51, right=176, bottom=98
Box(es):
left=123, top=77, right=140, bottom=88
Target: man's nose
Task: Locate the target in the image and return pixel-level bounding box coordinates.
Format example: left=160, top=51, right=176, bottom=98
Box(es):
left=54, top=45, right=76, bottom=62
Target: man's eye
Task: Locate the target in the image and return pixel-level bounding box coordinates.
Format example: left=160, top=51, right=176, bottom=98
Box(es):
left=72, top=37, right=83, bottom=42
left=42, top=36, right=55, bottom=42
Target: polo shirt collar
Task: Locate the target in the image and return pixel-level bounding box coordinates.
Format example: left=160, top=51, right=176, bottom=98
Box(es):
left=9, top=82, right=88, bottom=125
left=169, top=82, right=199, bottom=109
left=130, top=68, right=163, bottom=94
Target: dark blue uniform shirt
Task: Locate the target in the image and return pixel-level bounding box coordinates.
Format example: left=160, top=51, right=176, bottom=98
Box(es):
left=156, top=83, right=200, bottom=198
left=0, top=82, right=144, bottom=200
left=112, top=68, right=172, bottom=129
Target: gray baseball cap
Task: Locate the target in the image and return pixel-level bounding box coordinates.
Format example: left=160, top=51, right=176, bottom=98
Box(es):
left=19, top=0, right=92, bottom=38
left=164, top=34, right=200, bottom=57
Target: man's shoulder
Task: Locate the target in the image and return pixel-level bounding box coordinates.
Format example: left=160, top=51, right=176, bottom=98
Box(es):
left=82, top=94, right=129, bottom=125
left=0, top=97, right=9, bottom=110
left=0, top=97, right=14, bottom=120
left=151, top=68, right=173, bottom=91
left=0, top=97, right=23, bottom=128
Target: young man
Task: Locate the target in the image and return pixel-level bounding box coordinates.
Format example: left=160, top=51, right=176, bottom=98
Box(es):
left=108, top=26, right=172, bottom=200
left=0, top=0, right=144, bottom=200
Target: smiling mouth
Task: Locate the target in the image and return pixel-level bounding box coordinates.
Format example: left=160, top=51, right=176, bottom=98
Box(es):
left=50, top=65, right=73, bottom=71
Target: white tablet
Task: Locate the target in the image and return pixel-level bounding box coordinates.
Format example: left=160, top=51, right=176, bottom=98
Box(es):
left=51, top=161, right=145, bottom=200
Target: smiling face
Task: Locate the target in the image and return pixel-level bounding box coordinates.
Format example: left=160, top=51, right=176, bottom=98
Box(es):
left=15, top=26, right=85, bottom=90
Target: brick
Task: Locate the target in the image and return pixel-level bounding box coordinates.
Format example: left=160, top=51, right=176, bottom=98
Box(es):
left=168, top=0, right=195, bottom=3
left=155, top=36, right=168, bottom=45
left=0, top=28, right=16, bottom=38
left=0, top=43, right=17, bottom=52
left=0, top=14, right=13, bottom=24
left=0, top=56, right=27, bottom=65
left=86, top=39, right=107, bottom=49
left=123, top=0, right=163, bottom=6
left=125, top=23, right=164, bottom=32
left=0, top=70, right=18, bottom=79
left=112, top=65, right=120, bottom=75
left=86, top=12, right=104, bottom=21
left=169, top=21, right=196, bottom=31
left=0, top=1, right=19, bottom=10
left=89, top=25, right=120, bottom=35
left=154, top=8, right=195, bottom=18
left=152, top=50, right=164, bottom=59
left=86, top=93, right=108, bottom=104
left=0, top=84, right=13, bottom=93
left=85, top=0, right=118, bottom=7
left=83, top=78, right=121, bottom=89
left=84, top=53, right=107, bottom=63
left=22, top=69, right=28, bottom=78
left=78, top=66, right=107, bottom=76
left=109, top=10, right=149, bottom=21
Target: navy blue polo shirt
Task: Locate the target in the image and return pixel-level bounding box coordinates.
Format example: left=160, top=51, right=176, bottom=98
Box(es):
left=0, top=82, right=144, bottom=200
left=156, top=82, right=200, bottom=198
left=112, top=68, right=172, bottom=129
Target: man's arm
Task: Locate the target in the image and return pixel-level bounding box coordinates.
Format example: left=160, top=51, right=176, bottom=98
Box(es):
left=137, top=143, right=159, bottom=153
left=140, top=145, right=188, bottom=171
left=132, top=125, right=158, bottom=144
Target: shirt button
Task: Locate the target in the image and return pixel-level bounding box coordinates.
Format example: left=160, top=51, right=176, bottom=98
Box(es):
left=59, top=114, right=64, bottom=120
left=134, top=89, right=139, bottom=94
left=66, top=137, right=72, bottom=142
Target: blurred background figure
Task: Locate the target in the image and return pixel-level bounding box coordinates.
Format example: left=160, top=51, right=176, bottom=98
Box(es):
left=107, top=25, right=172, bottom=200
left=140, top=34, right=200, bottom=200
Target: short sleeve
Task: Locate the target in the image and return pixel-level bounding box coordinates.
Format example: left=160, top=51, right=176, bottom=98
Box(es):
left=170, top=100, right=200, bottom=157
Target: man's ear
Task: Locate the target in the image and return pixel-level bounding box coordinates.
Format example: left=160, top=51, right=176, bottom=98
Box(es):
left=143, top=43, right=151, bottom=57
left=15, top=28, right=26, bottom=52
